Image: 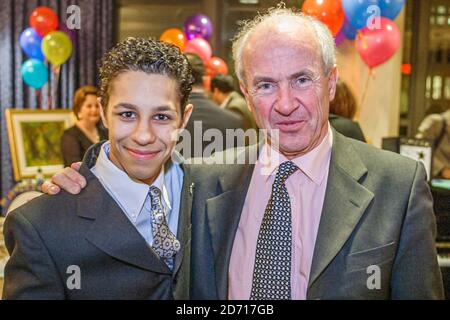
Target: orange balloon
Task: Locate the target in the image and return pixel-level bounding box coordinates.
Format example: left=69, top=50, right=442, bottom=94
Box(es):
left=206, top=56, right=228, bottom=77
left=302, top=0, right=345, bottom=36
left=160, top=28, right=185, bottom=51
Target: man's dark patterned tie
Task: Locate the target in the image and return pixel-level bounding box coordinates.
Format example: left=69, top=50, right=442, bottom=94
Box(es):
left=250, top=161, right=299, bottom=300
left=149, top=186, right=180, bottom=269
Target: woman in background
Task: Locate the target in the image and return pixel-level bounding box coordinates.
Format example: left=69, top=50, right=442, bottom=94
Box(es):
left=60, top=85, right=107, bottom=166
left=329, top=80, right=366, bottom=142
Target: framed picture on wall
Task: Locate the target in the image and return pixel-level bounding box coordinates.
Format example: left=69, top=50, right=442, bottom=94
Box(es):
left=399, top=138, right=433, bottom=181
left=5, top=109, right=74, bottom=181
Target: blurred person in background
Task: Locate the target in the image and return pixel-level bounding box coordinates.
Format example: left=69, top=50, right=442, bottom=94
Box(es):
left=329, top=80, right=366, bottom=142
left=211, top=74, right=258, bottom=131
left=416, top=107, right=450, bottom=179
left=60, top=85, right=107, bottom=166
left=183, top=53, right=244, bottom=157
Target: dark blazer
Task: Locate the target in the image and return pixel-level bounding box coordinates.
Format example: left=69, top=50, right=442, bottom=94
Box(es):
left=182, top=92, right=245, bottom=158
left=2, top=144, right=193, bottom=300
left=329, top=114, right=366, bottom=142
left=61, top=124, right=108, bottom=167
left=189, top=129, right=444, bottom=299
left=224, top=91, right=258, bottom=131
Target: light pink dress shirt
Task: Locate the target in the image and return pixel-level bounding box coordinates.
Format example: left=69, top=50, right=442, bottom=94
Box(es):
left=228, top=124, right=333, bottom=300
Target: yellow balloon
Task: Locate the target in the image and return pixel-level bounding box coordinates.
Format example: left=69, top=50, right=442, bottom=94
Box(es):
left=41, top=31, right=73, bottom=66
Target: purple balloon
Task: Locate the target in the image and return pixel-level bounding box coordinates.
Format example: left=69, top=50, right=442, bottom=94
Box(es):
left=19, top=28, right=44, bottom=61
left=184, top=14, right=213, bottom=41
left=59, top=23, right=77, bottom=49
left=335, top=29, right=346, bottom=46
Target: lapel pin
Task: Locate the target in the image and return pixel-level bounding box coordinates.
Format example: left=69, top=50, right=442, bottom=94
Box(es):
left=189, top=183, right=195, bottom=195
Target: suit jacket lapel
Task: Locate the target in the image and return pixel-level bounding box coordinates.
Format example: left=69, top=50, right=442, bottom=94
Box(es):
left=78, top=165, right=171, bottom=275
left=206, top=146, right=258, bottom=299
left=307, top=131, right=374, bottom=295
left=172, top=163, right=193, bottom=276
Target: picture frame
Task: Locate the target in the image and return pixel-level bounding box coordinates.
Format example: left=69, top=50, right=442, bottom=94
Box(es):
left=5, top=109, right=74, bottom=181
left=399, top=137, right=433, bottom=181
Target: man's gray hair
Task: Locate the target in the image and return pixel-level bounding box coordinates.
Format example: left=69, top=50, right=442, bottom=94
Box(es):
left=231, top=5, right=337, bottom=84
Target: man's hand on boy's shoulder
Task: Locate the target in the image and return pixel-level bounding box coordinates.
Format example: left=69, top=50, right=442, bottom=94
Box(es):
left=41, top=162, right=86, bottom=195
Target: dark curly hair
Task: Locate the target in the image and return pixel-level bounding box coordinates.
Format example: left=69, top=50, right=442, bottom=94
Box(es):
left=98, top=37, right=194, bottom=112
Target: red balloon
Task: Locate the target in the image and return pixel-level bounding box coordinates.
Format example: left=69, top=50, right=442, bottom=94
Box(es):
left=302, top=0, right=344, bottom=36
left=184, top=38, right=212, bottom=64
left=206, top=57, right=228, bottom=77
left=30, top=7, right=58, bottom=37
left=356, top=17, right=400, bottom=69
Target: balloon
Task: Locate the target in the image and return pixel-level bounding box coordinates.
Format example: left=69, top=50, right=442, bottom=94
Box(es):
left=59, top=23, right=77, bottom=49
left=356, top=17, right=400, bottom=68
left=342, top=0, right=380, bottom=30
left=160, top=28, right=185, bottom=51
left=335, top=29, right=346, bottom=46
left=29, top=6, right=58, bottom=37
left=184, top=14, right=213, bottom=40
left=184, top=38, right=212, bottom=63
left=341, top=17, right=357, bottom=40
left=206, top=57, right=228, bottom=77
left=42, top=31, right=73, bottom=66
left=302, top=0, right=345, bottom=36
left=19, top=28, right=44, bottom=61
left=21, top=59, right=48, bottom=89
left=379, top=0, right=405, bottom=20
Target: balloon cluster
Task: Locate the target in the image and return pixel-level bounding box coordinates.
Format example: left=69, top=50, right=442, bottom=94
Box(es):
left=159, top=14, right=228, bottom=80
left=19, top=7, right=74, bottom=89
left=302, top=0, right=405, bottom=69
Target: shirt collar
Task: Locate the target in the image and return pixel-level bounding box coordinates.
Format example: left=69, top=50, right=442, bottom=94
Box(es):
left=220, top=94, right=232, bottom=109
left=95, top=142, right=172, bottom=215
left=258, top=122, right=333, bottom=185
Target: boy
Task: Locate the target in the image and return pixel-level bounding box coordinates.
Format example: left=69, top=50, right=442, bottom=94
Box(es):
left=3, top=37, right=194, bottom=299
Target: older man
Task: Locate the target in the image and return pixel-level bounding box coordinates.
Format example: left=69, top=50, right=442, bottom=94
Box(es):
left=188, top=8, right=443, bottom=300
left=43, top=7, right=443, bottom=300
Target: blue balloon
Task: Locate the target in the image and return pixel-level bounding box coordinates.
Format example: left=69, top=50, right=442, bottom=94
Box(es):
left=21, top=59, right=48, bottom=89
left=19, top=28, right=44, bottom=61
left=379, top=0, right=405, bottom=20
left=342, top=17, right=357, bottom=40
left=342, top=0, right=380, bottom=30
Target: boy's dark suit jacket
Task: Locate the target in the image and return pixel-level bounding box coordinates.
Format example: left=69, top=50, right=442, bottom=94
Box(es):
left=189, top=129, right=444, bottom=299
left=2, top=144, right=192, bottom=299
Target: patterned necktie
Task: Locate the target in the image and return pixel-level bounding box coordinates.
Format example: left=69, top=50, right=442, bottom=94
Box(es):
left=250, top=161, right=299, bottom=300
left=149, top=186, right=180, bottom=268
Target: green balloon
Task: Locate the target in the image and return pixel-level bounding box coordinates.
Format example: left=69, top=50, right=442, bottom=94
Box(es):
left=42, top=31, right=73, bottom=66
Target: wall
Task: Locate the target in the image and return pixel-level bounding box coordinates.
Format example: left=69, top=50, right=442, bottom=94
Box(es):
left=336, top=10, right=405, bottom=147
